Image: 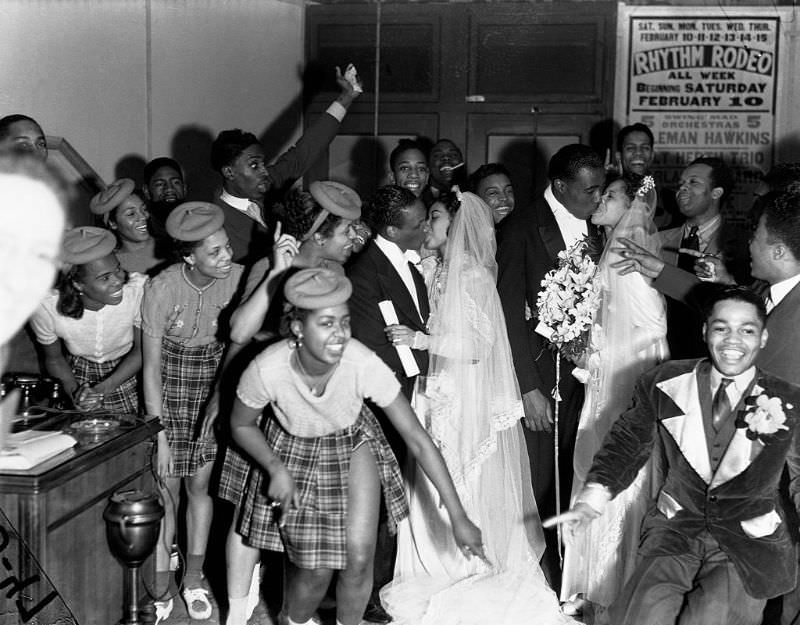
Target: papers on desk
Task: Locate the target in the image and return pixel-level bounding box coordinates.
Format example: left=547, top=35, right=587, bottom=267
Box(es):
left=0, top=430, right=77, bottom=470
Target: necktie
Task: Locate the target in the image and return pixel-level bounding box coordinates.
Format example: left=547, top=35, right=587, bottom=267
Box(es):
left=246, top=202, right=266, bottom=227
left=711, top=378, right=733, bottom=432
left=765, top=292, right=775, bottom=314
left=678, top=226, right=700, bottom=272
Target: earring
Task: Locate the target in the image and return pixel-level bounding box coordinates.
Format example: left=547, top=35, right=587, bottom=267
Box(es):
left=291, top=334, right=303, bottom=349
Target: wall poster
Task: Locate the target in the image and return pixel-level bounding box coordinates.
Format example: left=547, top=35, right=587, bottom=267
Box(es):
left=615, top=4, right=790, bottom=218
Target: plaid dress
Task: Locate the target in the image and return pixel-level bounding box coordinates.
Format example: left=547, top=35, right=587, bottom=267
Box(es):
left=69, top=354, right=138, bottom=416
left=161, top=338, right=224, bottom=476
left=236, top=404, right=408, bottom=570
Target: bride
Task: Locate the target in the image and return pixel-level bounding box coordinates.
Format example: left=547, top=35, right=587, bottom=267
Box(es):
left=380, top=189, right=575, bottom=624
left=560, top=173, right=669, bottom=622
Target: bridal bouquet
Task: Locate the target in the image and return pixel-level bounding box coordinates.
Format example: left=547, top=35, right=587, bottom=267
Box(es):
left=535, top=237, right=601, bottom=362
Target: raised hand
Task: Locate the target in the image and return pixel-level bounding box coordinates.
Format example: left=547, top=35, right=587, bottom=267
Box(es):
left=272, top=221, right=299, bottom=275
left=610, top=236, right=665, bottom=278
left=335, top=64, right=363, bottom=106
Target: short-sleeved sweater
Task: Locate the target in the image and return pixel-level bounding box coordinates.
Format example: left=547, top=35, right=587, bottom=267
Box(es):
left=237, top=338, right=401, bottom=438
left=30, top=272, right=146, bottom=362
left=140, top=262, right=244, bottom=346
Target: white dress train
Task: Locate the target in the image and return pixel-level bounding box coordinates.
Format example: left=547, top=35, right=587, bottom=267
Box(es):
left=380, top=191, right=576, bottom=625
left=560, top=195, right=669, bottom=615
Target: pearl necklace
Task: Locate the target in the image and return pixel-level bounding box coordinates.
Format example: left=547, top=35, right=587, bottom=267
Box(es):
left=293, top=351, right=339, bottom=396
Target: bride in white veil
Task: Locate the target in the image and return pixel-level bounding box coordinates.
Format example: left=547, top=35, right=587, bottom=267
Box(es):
left=560, top=174, right=669, bottom=622
left=381, top=190, right=575, bottom=625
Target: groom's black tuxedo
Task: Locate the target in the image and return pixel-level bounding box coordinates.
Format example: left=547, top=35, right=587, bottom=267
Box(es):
left=496, top=196, right=586, bottom=587
left=347, top=240, right=430, bottom=400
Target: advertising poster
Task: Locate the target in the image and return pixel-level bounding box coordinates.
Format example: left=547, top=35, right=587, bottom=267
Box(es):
left=617, top=6, right=783, bottom=218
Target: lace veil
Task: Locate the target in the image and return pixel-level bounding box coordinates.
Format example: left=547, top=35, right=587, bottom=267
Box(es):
left=424, top=190, right=543, bottom=560
left=572, top=183, right=667, bottom=484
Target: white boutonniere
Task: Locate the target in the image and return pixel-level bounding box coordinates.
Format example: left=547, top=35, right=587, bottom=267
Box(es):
left=735, top=391, right=791, bottom=440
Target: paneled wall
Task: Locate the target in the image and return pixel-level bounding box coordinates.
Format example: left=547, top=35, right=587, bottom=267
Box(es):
left=305, top=2, right=617, bottom=203
left=0, top=0, right=305, bottom=194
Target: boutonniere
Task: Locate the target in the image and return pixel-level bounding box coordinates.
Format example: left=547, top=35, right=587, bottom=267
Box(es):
left=735, top=391, right=792, bottom=441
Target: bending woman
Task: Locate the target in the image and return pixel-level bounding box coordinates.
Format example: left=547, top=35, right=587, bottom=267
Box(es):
left=30, top=227, right=144, bottom=414
left=228, top=267, right=484, bottom=625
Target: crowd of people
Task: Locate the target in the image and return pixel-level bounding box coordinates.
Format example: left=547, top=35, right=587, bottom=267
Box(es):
left=2, top=71, right=800, bottom=625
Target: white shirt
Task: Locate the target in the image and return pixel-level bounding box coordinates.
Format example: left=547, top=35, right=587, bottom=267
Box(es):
left=220, top=189, right=265, bottom=227
left=769, top=273, right=800, bottom=310
left=374, top=235, right=422, bottom=318
left=544, top=184, right=587, bottom=249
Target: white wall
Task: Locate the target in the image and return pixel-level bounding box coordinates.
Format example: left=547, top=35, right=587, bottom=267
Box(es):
left=0, top=0, right=305, bottom=186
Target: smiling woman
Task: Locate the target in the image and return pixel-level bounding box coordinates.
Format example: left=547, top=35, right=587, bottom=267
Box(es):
left=29, top=226, right=145, bottom=415
left=140, top=201, right=245, bottom=620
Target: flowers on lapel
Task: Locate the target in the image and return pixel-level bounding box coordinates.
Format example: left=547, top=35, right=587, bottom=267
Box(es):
left=735, top=391, right=791, bottom=441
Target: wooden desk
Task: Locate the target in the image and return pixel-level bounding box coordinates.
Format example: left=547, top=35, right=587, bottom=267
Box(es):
left=0, top=416, right=160, bottom=625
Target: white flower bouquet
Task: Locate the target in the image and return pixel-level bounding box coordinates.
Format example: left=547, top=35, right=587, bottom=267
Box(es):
left=535, top=238, right=601, bottom=362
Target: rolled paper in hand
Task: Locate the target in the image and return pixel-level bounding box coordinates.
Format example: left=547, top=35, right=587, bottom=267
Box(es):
left=378, top=300, right=420, bottom=377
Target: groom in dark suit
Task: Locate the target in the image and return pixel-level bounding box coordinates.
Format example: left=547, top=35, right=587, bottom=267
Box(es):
left=496, top=143, right=605, bottom=587
left=548, top=286, right=800, bottom=625
left=347, top=184, right=430, bottom=624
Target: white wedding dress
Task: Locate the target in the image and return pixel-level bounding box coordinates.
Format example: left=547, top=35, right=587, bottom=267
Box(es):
left=381, top=192, right=576, bottom=625
left=560, top=192, right=669, bottom=616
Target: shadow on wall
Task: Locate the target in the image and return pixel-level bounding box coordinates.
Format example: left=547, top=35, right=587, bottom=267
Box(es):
left=348, top=136, right=388, bottom=200
left=115, top=154, right=147, bottom=189
left=497, top=137, right=550, bottom=209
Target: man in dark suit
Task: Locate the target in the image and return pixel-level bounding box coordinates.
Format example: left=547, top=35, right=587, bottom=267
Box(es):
left=659, top=156, right=751, bottom=359
left=496, top=143, right=605, bottom=587
left=547, top=286, right=800, bottom=625
left=347, top=184, right=429, bottom=623
left=210, top=67, right=360, bottom=265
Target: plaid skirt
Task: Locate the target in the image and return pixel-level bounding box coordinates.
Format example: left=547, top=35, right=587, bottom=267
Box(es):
left=236, top=405, right=409, bottom=570
left=161, top=338, right=224, bottom=477
left=216, top=411, right=267, bottom=504
left=70, top=355, right=138, bottom=416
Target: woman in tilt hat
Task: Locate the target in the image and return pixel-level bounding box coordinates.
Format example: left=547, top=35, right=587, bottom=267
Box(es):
left=30, top=227, right=145, bottom=413
left=140, top=202, right=244, bottom=622
left=225, top=267, right=485, bottom=625
left=90, top=178, right=164, bottom=276
left=217, top=181, right=362, bottom=622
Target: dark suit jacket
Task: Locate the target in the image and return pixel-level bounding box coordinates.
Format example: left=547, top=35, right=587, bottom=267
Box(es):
left=496, top=196, right=582, bottom=400
left=588, top=359, right=800, bottom=599
left=659, top=219, right=752, bottom=359
left=347, top=241, right=430, bottom=399
left=757, top=281, right=800, bottom=386
left=217, top=111, right=342, bottom=265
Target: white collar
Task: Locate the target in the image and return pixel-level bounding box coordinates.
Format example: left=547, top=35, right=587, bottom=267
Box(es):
left=374, top=235, right=408, bottom=271
left=770, top=272, right=800, bottom=308
left=709, top=364, right=756, bottom=396
left=220, top=189, right=253, bottom=212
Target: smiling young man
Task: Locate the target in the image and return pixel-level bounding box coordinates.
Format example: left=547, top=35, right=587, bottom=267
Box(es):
left=547, top=285, right=800, bottom=625
left=211, top=67, right=361, bottom=265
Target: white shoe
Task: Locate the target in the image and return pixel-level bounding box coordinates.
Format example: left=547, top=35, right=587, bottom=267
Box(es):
left=182, top=586, right=213, bottom=620
left=154, top=598, right=174, bottom=624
